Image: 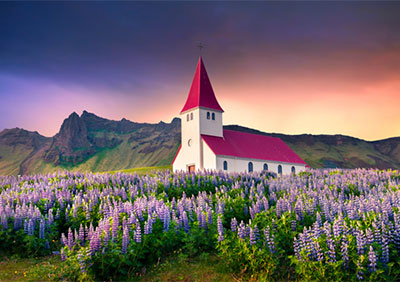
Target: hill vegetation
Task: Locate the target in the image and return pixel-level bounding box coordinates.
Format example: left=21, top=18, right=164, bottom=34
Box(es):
left=0, top=111, right=399, bottom=175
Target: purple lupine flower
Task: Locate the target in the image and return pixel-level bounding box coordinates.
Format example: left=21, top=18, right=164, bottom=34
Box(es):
left=79, top=224, right=85, bottom=245
left=77, top=251, right=86, bottom=274
left=217, top=215, right=224, bottom=242
left=201, top=212, right=207, bottom=230
left=264, top=226, right=276, bottom=253
left=230, top=218, right=237, bottom=232
left=373, top=222, right=381, bottom=245
left=356, top=229, right=366, bottom=255
left=291, top=220, right=297, bottom=232
left=39, top=218, right=45, bottom=239
left=207, top=210, right=213, bottom=225
left=112, top=212, right=119, bottom=242
left=293, top=236, right=301, bottom=260
left=61, top=248, right=66, bottom=261
left=356, top=259, right=364, bottom=280
left=28, top=219, right=34, bottom=236
left=394, top=229, right=400, bottom=251
left=249, top=228, right=256, bottom=245
left=24, top=219, right=28, bottom=234
left=67, top=228, right=74, bottom=249
left=144, top=220, right=150, bottom=235
left=341, top=239, right=349, bottom=268
left=65, top=209, right=69, bottom=222
left=182, top=211, right=190, bottom=233
left=121, top=226, right=129, bottom=254
left=238, top=222, right=246, bottom=240
left=327, top=236, right=336, bottom=263
left=89, top=231, right=101, bottom=256
left=254, top=225, right=260, bottom=240
left=366, top=228, right=374, bottom=245
left=314, top=240, right=324, bottom=262
left=135, top=223, right=141, bottom=243
left=368, top=246, right=377, bottom=272
left=382, top=233, right=389, bottom=264
left=61, top=233, right=67, bottom=246
left=163, top=208, right=170, bottom=232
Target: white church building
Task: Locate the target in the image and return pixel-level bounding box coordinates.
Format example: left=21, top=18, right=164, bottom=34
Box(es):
left=172, top=57, right=307, bottom=174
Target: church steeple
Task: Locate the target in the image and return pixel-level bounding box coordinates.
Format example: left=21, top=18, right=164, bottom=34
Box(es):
left=180, top=57, right=224, bottom=113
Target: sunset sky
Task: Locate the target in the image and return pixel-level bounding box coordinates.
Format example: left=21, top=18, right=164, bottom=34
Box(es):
left=1, top=2, right=399, bottom=141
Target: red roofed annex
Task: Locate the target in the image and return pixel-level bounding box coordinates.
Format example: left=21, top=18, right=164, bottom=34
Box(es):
left=172, top=57, right=307, bottom=174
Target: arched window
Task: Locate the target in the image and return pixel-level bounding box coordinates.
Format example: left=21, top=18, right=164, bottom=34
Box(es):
left=190, top=113, right=193, bottom=120
left=223, top=161, right=228, bottom=171
left=263, top=163, right=268, bottom=171
left=291, top=166, right=296, bottom=174
left=212, top=113, right=215, bottom=120
left=248, top=162, right=253, bottom=173
left=207, top=112, right=210, bottom=119
left=278, top=165, right=282, bottom=175
left=186, top=114, right=189, bottom=121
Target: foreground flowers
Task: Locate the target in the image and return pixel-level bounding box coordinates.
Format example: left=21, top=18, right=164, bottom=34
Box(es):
left=1, top=168, right=400, bottom=280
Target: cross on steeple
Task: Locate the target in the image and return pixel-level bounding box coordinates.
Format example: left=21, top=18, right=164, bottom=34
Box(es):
left=197, top=42, right=205, bottom=52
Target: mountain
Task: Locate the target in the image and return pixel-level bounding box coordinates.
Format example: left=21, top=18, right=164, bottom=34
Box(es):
left=0, top=111, right=399, bottom=175
left=224, top=125, right=400, bottom=169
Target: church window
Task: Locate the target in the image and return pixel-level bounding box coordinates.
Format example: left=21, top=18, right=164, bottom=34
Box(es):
left=212, top=113, right=215, bottom=120
left=187, top=114, right=189, bottom=121
left=207, top=112, right=210, bottom=119
left=190, top=113, right=193, bottom=120
left=278, top=165, right=282, bottom=175
left=291, top=166, right=296, bottom=174
left=223, top=161, right=228, bottom=171
left=248, top=162, right=253, bottom=172
left=263, top=163, right=268, bottom=171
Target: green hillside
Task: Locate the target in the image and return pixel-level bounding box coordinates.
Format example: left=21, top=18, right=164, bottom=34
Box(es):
left=0, top=111, right=399, bottom=176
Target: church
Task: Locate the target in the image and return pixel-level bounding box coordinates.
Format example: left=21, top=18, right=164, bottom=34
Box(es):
left=172, top=57, right=307, bottom=174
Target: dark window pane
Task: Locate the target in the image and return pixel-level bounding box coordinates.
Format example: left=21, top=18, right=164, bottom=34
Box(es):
left=248, top=162, right=253, bottom=172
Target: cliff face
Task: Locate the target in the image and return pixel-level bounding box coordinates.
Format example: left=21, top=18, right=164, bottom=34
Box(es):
left=44, top=112, right=91, bottom=165
left=0, top=111, right=181, bottom=175
left=0, top=111, right=399, bottom=176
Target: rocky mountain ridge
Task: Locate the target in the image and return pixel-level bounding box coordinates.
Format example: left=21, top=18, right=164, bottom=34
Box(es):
left=0, top=111, right=399, bottom=175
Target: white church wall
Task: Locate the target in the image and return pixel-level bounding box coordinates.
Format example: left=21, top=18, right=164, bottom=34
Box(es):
left=173, top=108, right=202, bottom=172
left=199, top=108, right=223, bottom=137
left=216, top=155, right=306, bottom=175
left=202, top=139, right=217, bottom=170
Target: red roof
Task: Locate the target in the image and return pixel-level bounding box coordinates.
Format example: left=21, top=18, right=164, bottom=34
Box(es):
left=180, top=57, right=224, bottom=113
left=202, top=129, right=307, bottom=165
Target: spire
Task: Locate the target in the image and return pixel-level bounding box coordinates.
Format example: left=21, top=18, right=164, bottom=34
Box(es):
left=180, top=57, right=224, bottom=113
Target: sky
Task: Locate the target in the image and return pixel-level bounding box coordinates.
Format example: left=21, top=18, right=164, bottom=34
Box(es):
left=1, top=2, right=399, bottom=141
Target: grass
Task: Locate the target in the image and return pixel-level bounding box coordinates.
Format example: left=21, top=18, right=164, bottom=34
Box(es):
left=0, top=253, right=236, bottom=282
left=109, top=165, right=172, bottom=176
left=0, top=254, right=63, bottom=282
left=139, top=253, right=235, bottom=282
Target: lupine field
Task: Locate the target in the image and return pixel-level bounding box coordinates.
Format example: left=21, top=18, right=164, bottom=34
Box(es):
left=1, top=169, right=400, bottom=281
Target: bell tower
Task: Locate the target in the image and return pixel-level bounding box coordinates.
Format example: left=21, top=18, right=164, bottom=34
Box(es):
left=176, top=57, right=224, bottom=171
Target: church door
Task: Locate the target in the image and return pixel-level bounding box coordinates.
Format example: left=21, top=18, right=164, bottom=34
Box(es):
left=188, top=165, right=195, bottom=173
